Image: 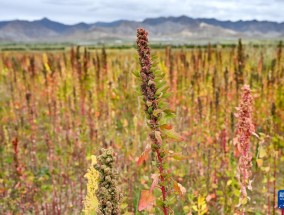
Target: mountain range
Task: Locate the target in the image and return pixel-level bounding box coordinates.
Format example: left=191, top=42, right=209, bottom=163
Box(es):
left=0, top=16, right=283, bottom=43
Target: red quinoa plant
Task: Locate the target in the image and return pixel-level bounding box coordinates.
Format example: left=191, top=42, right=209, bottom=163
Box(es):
left=234, top=85, right=255, bottom=213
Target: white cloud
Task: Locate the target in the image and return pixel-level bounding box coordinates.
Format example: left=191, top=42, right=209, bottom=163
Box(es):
left=0, top=0, right=283, bottom=24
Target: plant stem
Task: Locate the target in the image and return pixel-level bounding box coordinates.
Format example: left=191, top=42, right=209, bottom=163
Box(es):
left=156, top=149, right=168, bottom=215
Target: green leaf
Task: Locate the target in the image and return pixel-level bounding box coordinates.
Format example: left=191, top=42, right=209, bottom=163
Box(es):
left=158, top=101, right=168, bottom=109
left=151, top=55, right=158, bottom=61
left=227, top=180, right=232, bottom=186
left=164, top=109, right=175, bottom=115
left=164, top=130, right=184, bottom=142
left=155, top=72, right=166, bottom=79
left=156, top=85, right=169, bottom=96
left=258, top=147, right=267, bottom=158
left=241, top=197, right=248, bottom=205
left=160, top=92, right=170, bottom=99
left=156, top=80, right=167, bottom=89
left=147, top=106, right=153, bottom=114
left=165, top=196, right=176, bottom=206
left=192, top=205, right=198, bottom=212
left=158, top=115, right=169, bottom=125
left=132, top=70, right=140, bottom=78
left=233, top=189, right=240, bottom=197
left=156, top=199, right=164, bottom=207
left=216, top=190, right=223, bottom=196
left=198, top=196, right=205, bottom=206
left=172, top=153, right=189, bottom=160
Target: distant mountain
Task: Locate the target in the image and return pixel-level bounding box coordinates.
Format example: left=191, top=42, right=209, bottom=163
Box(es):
left=197, top=18, right=284, bottom=33
left=0, top=16, right=283, bottom=43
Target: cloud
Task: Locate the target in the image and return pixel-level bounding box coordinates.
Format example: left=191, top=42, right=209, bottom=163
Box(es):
left=43, top=0, right=94, bottom=6
left=0, top=0, right=283, bottom=24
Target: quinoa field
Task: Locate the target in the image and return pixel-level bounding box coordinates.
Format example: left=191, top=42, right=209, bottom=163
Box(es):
left=0, top=33, right=283, bottom=214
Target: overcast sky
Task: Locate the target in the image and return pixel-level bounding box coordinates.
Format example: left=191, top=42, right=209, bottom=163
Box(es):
left=1, top=0, right=283, bottom=24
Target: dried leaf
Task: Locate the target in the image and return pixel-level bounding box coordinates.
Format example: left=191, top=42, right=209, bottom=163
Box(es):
left=174, top=181, right=186, bottom=197
left=138, top=190, right=156, bottom=211
left=153, top=109, right=163, bottom=117
left=150, top=174, right=159, bottom=192
left=247, top=180, right=253, bottom=190
left=148, top=80, right=155, bottom=85
left=206, top=193, right=216, bottom=202
left=252, top=132, right=260, bottom=139
left=256, top=159, right=263, bottom=167
left=146, top=100, right=152, bottom=107
left=137, top=144, right=151, bottom=166
left=154, top=131, right=163, bottom=144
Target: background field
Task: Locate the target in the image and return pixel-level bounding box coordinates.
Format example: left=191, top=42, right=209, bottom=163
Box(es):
left=0, top=42, right=283, bottom=214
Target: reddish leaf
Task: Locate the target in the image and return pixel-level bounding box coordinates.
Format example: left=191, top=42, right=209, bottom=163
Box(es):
left=206, top=193, right=216, bottom=202
left=0, top=188, right=6, bottom=195
left=150, top=174, right=159, bottom=192
left=137, top=144, right=151, bottom=166
left=95, top=111, right=100, bottom=118
left=138, top=190, right=155, bottom=211
left=160, top=124, right=173, bottom=130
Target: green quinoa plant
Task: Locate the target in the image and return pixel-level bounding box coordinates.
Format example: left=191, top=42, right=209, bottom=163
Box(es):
left=94, top=148, right=122, bottom=215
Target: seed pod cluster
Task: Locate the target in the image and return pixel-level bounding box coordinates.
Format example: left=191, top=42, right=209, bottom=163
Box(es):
left=95, top=148, right=122, bottom=215
left=136, top=28, right=161, bottom=145
left=235, top=85, right=255, bottom=204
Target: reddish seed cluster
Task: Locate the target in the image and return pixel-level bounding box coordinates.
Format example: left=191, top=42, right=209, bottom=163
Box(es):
left=137, top=29, right=151, bottom=70
left=136, top=28, right=159, bottom=127
left=235, top=85, right=255, bottom=199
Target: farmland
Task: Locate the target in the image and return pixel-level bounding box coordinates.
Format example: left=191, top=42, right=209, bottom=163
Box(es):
left=0, top=39, right=283, bottom=214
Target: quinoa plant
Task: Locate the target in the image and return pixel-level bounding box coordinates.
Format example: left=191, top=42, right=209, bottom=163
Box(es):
left=135, top=28, right=185, bottom=214
left=235, top=39, right=245, bottom=93
left=234, top=85, right=255, bottom=213
left=94, top=148, right=122, bottom=215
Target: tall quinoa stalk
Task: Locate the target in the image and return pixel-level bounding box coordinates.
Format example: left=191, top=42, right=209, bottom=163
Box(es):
left=234, top=85, right=255, bottom=213
left=276, top=41, right=282, bottom=82
left=235, top=39, right=245, bottom=95
left=136, top=28, right=184, bottom=214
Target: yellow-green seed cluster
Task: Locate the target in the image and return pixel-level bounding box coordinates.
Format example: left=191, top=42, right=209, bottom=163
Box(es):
left=95, top=148, right=122, bottom=215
